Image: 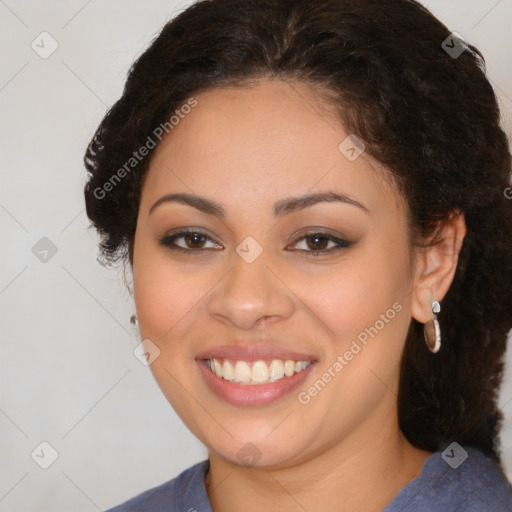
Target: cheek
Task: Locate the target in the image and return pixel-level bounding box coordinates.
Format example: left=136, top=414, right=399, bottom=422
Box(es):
left=132, top=249, right=212, bottom=433
left=305, top=251, right=408, bottom=341
left=298, top=241, right=412, bottom=403
left=132, top=246, right=208, bottom=347
left=294, top=257, right=409, bottom=428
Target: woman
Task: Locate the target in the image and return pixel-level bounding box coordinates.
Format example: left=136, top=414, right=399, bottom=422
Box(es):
left=83, top=0, right=512, bottom=510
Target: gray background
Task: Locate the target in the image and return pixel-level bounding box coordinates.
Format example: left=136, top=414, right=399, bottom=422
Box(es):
left=1, top=1, right=511, bottom=510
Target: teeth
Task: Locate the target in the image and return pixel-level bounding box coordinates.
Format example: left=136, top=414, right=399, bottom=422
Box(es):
left=284, top=360, right=295, bottom=377
left=223, top=360, right=235, bottom=381
left=251, top=361, right=269, bottom=383
left=207, top=358, right=312, bottom=385
left=295, top=361, right=308, bottom=372
left=269, top=360, right=284, bottom=382
left=213, top=359, right=223, bottom=377
left=234, top=361, right=251, bottom=383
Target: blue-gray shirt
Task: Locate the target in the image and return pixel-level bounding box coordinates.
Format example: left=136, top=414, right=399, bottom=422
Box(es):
left=106, top=446, right=512, bottom=511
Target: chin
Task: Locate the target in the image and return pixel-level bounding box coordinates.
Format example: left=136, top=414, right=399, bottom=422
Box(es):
left=205, top=425, right=312, bottom=469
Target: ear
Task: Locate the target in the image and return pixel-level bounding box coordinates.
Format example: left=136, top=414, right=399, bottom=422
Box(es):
left=410, top=211, right=467, bottom=323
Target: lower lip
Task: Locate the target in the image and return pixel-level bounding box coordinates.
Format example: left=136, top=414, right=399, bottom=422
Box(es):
left=197, top=360, right=316, bottom=407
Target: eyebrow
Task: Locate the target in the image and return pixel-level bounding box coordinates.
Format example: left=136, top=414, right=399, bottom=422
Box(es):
left=148, top=191, right=369, bottom=218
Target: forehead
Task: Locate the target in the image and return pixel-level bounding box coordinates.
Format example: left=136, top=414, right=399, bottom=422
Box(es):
left=141, top=79, right=402, bottom=218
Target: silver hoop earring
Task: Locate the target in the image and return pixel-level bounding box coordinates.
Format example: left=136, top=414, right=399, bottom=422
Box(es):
left=424, top=300, right=441, bottom=353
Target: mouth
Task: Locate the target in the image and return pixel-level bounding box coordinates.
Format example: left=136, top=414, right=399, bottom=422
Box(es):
left=205, top=357, right=312, bottom=385
left=195, top=348, right=317, bottom=406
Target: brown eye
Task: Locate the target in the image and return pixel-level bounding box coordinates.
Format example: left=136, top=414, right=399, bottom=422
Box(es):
left=304, top=234, right=330, bottom=251
left=160, top=231, right=222, bottom=252
left=290, top=232, right=353, bottom=257
left=182, top=232, right=207, bottom=249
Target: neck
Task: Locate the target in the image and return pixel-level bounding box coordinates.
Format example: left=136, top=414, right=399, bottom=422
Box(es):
left=205, top=417, right=432, bottom=512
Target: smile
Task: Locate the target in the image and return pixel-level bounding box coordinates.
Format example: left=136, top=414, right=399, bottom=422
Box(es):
left=197, top=358, right=316, bottom=407
left=206, top=358, right=312, bottom=385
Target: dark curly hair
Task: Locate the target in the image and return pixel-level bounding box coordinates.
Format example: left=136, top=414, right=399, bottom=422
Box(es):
left=83, top=0, right=512, bottom=471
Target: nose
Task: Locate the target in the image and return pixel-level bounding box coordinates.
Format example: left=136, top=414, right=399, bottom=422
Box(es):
left=207, top=250, right=295, bottom=330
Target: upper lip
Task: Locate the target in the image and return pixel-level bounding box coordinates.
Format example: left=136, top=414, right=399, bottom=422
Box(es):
left=196, top=343, right=317, bottom=362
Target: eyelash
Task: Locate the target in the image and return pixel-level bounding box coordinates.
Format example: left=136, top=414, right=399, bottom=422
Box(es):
left=159, top=229, right=353, bottom=257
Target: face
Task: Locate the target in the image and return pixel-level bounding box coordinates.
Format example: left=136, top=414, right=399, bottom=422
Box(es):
left=132, top=79, right=417, bottom=469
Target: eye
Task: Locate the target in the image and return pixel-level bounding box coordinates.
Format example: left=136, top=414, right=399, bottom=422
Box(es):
left=159, top=229, right=353, bottom=257
left=289, top=231, right=353, bottom=257
left=159, top=230, right=222, bottom=252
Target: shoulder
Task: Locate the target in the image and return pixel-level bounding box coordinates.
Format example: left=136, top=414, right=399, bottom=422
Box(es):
left=385, top=446, right=512, bottom=512
left=104, top=460, right=211, bottom=512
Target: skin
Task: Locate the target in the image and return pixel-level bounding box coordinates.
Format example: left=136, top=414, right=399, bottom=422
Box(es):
left=130, top=78, right=467, bottom=512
